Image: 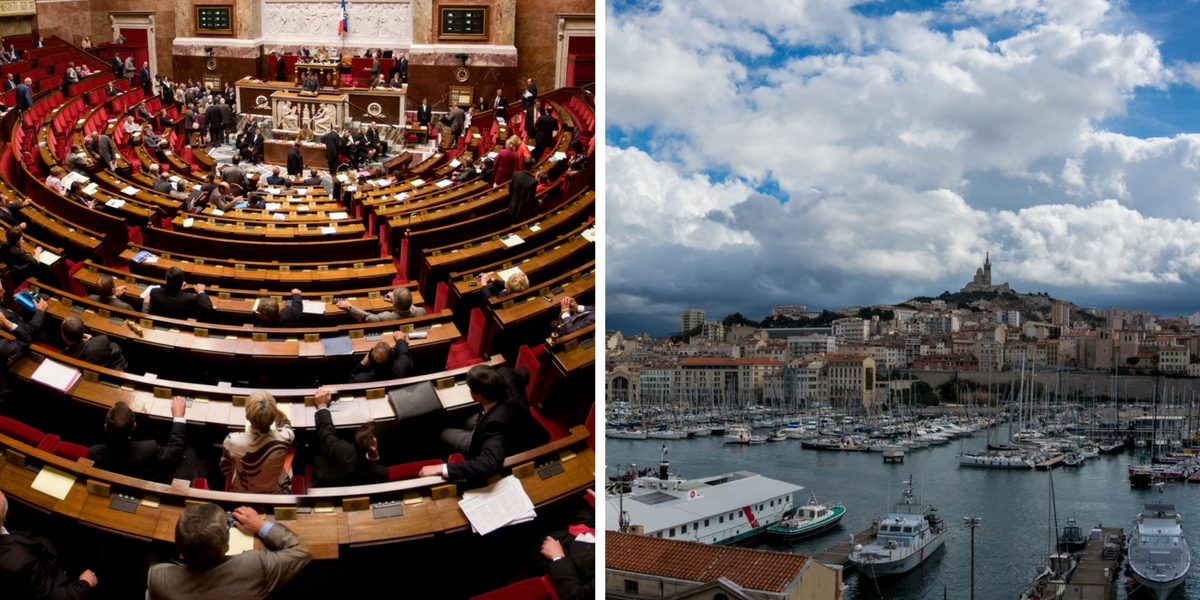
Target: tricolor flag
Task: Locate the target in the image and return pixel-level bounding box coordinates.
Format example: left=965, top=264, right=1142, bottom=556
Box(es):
left=661, top=443, right=668, bottom=457
left=337, top=0, right=349, bottom=35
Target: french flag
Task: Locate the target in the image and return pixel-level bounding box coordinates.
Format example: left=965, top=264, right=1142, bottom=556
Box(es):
left=661, top=443, right=668, bottom=458
left=337, top=0, right=349, bottom=35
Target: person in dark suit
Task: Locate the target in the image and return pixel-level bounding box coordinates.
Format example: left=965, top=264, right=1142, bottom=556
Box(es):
left=255, top=289, right=303, bottom=327
left=321, top=128, right=341, bottom=173
left=298, top=46, right=310, bottom=58
left=217, top=98, right=232, bottom=144
left=88, top=274, right=134, bottom=311
left=0, top=225, right=43, bottom=286
left=532, top=106, right=559, bottom=160
left=416, top=97, right=431, bottom=128
left=139, top=62, right=151, bottom=94
left=507, top=158, right=538, bottom=220
left=302, top=169, right=323, bottom=186
left=0, top=196, right=30, bottom=230
left=310, top=387, right=388, bottom=487
left=239, top=126, right=264, bottom=164
left=85, top=133, right=119, bottom=170
left=349, top=331, right=412, bottom=383
left=447, top=104, right=465, bottom=148
left=33, top=37, right=44, bottom=48
left=0, top=491, right=99, bottom=599
left=149, top=266, right=212, bottom=319
left=0, top=281, right=45, bottom=406
left=152, top=170, right=173, bottom=194
left=540, top=498, right=595, bottom=600
left=111, top=53, right=122, bottom=76
left=264, top=166, right=286, bottom=186
left=274, top=53, right=286, bottom=82
left=420, top=364, right=549, bottom=483
left=204, top=101, right=222, bottom=148
left=522, top=78, right=538, bottom=137
left=3, top=74, right=15, bottom=91
left=15, top=78, right=32, bottom=113
left=86, top=399, right=200, bottom=483
left=282, top=146, right=303, bottom=180
left=301, top=72, right=320, bottom=93
left=60, top=316, right=127, bottom=371
left=492, top=88, right=508, bottom=115
left=390, top=52, right=408, bottom=84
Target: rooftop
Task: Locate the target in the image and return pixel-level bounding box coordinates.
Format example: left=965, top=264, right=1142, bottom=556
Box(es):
left=606, top=532, right=810, bottom=594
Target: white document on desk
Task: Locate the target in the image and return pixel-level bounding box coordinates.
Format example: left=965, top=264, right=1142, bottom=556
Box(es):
left=38, top=250, right=60, bottom=266
left=301, top=300, right=325, bottom=314
left=31, top=359, right=81, bottom=392
left=226, top=527, right=256, bottom=556
left=438, top=384, right=474, bottom=409
left=459, top=475, right=537, bottom=536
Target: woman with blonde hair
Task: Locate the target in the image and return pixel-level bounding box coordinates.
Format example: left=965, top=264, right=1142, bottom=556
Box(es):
left=479, top=269, right=529, bottom=301
left=219, top=390, right=295, bottom=493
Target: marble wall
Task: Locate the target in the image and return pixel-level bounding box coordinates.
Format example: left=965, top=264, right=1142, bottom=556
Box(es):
left=34, top=0, right=90, bottom=45
left=513, top=0, right=592, bottom=89
left=38, top=0, right=179, bottom=78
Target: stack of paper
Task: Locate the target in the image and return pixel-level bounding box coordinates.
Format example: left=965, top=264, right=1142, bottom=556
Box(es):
left=458, top=476, right=537, bottom=535
left=265, top=203, right=281, bottom=210
left=31, top=359, right=82, bottom=392
left=320, top=226, right=336, bottom=235
left=449, top=159, right=461, bottom=168
left=436, top=179, right=453, bottom=188
left=120, top=186, right=139, bottom=195
left=38, top=250, right=60, bottom=266
left=501, top=234, right=524, bottom=248
left=411, top=179, right=426, bottom=187
left=301, top=300, right=325, bottom=314
left=105, top=199, right=125, bottom=210
left=82, top=183, right=99, bottom=195
left=329, top=211, right=348, bottom=220
left=581, top=228, right=595, bottom=242
left=211, top=209, right=224, bottom=216
left=182, top=218, right=195, bottom=228
left=226, top=526, right=256, bottom=556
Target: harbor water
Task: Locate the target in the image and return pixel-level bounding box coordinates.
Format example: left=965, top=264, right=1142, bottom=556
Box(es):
left=607, top=433, right=1200, bottom=599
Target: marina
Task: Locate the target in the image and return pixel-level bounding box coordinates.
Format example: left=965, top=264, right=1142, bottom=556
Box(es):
left=608, top=427, right=1200, bottom=599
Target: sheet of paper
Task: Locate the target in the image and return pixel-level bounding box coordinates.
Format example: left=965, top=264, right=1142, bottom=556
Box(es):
left=120, top=186, right=139, bottom=195
left=38, top=250, right=60, bottom=266
left=266, top=187, right=281, bottom=195
left=301, top=300, right=325, bottom=314
left=31, top=466, right=76, bottom=501
left=105, top=199, right=125, bottom=209
left=329, top=211, right=348, bottom=220
left=226, top=526, right=256, bottom=556
left=182, top=217, right=194, bottom=228
left=82, top=183, right=99, bottom=195
left=449, top=159, right=460, bottom=168
left=265, top=203, right=281, bottom=210
left=297, top=205, right=309, bottom=211
left=411, top=179, right=426, bottom=187
left=495, top=266, right=524, bottom=283
left=296, top=188, right=307, bottom=195
left=436, top=179, right=453, bottom=189
left=395, top=192, right=409, bottom=200
left=31, top=359, right=81, bottom=392
left=145, top=255, right=159, bottom=264
left=140, top=284, right=160, bottom=300
left=211, top=209, right=224, bottom=216
left=501, top=235, right=524, bottom=248
left=438, top=384, right=475, bottom=409
left=320, top=226, right=336, bottom=235
left=529, top=224, right=541, bottom=232
left=581, top=228, right=595, bottom=242
left=458, top=476, right=537, bottom=536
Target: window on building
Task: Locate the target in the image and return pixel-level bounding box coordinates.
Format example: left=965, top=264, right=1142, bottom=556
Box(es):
left=669, top=528, right=675, bottom=537
left=625, top=580, right=639, bottom=594
left=693, top=522, right=699, bottom=531
left=715, top=594, right=729, bottom=600
left=705, top=519, right=710, bottom=527
left=719, top=516, right=724, bottom=523
left=738, top=510, right=743, bottom=517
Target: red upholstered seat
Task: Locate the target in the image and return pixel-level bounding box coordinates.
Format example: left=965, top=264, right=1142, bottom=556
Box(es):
left=53, top=440, right=89, bottom=461
left=541, top=575, right=561, bottom=600
left=515, top=345, right=545, bottom=406
left=584, top=401, right=595, bottom=450
left=36, top=433, right=59, bottom=452
left=444, top=307, right=487, bottom=369
left=387, top=459, right=443, bottom=481
left=470, top=577, right=555, bottom=600
left=531, top=405, right=569, bottom=443
left=433, top=282, right=450, bottom=313
left=191, top=478, right=209, bottom=490
left=0, top=415, right=46, bottom=447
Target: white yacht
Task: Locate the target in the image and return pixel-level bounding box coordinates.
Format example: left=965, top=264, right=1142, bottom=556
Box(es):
left=724, top=425, right=751, bottom=444
left=1127, top=503, right=1190, bottom=600
left=958, top=451, right=1035, bottom=469
left=849, top=477, right=947, bottom=577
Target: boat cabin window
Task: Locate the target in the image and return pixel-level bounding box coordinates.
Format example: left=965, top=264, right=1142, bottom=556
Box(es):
left=818, top=509, right=827, bottom=516
left=1171, top=536, right=1180, bottom=544
left=1141, top=536, right=1150, bottom=543
left=786, top=495, right=790, bottom=502
left=903, top=527, right=913, bottom=533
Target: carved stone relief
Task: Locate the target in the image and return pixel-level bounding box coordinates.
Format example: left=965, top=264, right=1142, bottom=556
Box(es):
left=263, top=1, right=413, bottom=45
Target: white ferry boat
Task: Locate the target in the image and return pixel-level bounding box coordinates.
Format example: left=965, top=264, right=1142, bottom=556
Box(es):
left=849, top=477, right=947, bottom=577
left=607, top=464, right=803, bottom=546
left=1127, top=503, right=1190, bottom=600
left=724, top=425, right=751, bottom=444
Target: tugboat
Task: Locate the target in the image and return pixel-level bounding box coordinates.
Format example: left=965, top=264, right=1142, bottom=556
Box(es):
left=849, top=476, right=947, bottom=577
left=1058, top=517, right=1087, bottom=552
left=1126, top=497, right=1191, bottom=600
left=766, top=492, right=846, bottom=541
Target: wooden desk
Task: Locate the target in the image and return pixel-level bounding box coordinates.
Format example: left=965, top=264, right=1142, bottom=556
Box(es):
left=548, top=324, right=595, bottom=376
left=119, top=246, right=397, bottom=290
left=145, top=225, right=380, bottom=264
left=263, top=139, right=327, bottom=168
left=168, top=214, right=366, bottom=242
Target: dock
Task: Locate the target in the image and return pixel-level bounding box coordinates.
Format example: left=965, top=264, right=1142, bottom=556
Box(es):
left=1036, top=455, right=1064, bottom=470
left=814, top=523, right=877, bottom=571
left=883, top=450, right=904, bottom=463
left=1064, top=526, right=1124, bottom=600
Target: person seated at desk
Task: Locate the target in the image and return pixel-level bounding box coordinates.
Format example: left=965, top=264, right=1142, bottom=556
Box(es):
left=142, top=124, right=167, bottom=162
left=478, top=156, right=494, bottom=184
left=0, top=226, right=47, bottom=287
left=60, top=316, right=127, bottom=371
left=220, top=155, right=247, bottom=191
left=255, top=289, right=303, bottom=327
left=88, top=274, right=134, bottom=311
left=64, top=145, right=93, bottom=174
left=220, top=390, right=295, bottom=494
left=0, top=490, right=100, bottom=599
left=243, top=191, right=266, bottom=209
left=349, top=331, right=413, bottom=383
left=104, top=81, right=117, bottom=97
left=0, top=194, right=31, bottom=230
left=121, top=115, right=140, bottom=136
left=336, top=286, right=425, bottom=322
left=301, top=169, right=323, bottom=186
left=554, top=296, right=594, bottom=336
left=151, top=167, right=173, bottom=194
left=264, top=166, right=287, bottom=186
left=208, top=182, right=239, bottom=211
left=136, top=101, right=153, bottom=123
left=386, top=72, right=403, bottom=89
left=479, top=270, right=529, bottom=301
left=539, top=494, right=596, bottom=600
left=88, top=398, right=207, bottom=484
left=46, top=165, right=67, bottom=195
left=418, top=364, right=549, bottom=482
left=297, top=126, right=315, bottom=143
left=146, top=503, right=311, bottom=600
left=239, top=126, right=264, bottom=164
left=149, top=266, right=211, bottom=319
left=301, top=71, right=320, bottom=93
left=314, top=45, right=329, bottom=62
left=453, top=157, right=478, bottom=184
left=310, top=387, right=388, bottom=487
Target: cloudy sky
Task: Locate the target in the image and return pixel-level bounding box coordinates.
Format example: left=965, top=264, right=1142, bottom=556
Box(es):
left=606, top=0, right=1200, bottom=336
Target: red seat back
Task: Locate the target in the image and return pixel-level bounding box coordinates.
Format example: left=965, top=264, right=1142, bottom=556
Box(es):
left=470, top=577, right=555, bottom=600
left=0, top=415, right=46, bottom=447
left=53, top=440, right=89, bottom=461
left=387, top=459, right=444, bottom=481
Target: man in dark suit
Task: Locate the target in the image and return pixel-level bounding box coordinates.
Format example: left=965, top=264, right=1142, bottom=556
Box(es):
left=389, top=52, right=408, bottom=84
left=298, top=46, right=310, bottom=58
left=111, top=53, right=122, bottom=76
left=420, top=364, right=549, bottom=483
left=349, top=331, right=412, bottom=383
left=60, top=316, right=127, bottom=371
left=239, top=126, right=264, bottom=164
left=321, top=127, right=341, bottom=173
left=522, top=78, right=538, bottom=137
left=0, top=282, right=44, bottom=406
left=0, top=491, right=99, bottom=599
left=87, top=399, right=201, bottom=484
left=139, top=62, right=151, bottom=94
left=33, top=37, right=44, bottom=49
left=14, top=78, right=32, bottom=113
left=540, top=498, right=595, bottom=600
left=284, top=146, right=304, bottom=178
left=264, top=166, right=287, bottom=186
left=492, top=88, right=508, bottom=115
left=255, top=289, right=303, bottom=327
left=3, top=74, right=15, bottom=91
left=532, top=106, right=559, bottom=160
left=220, top=155, right=246, bottom=191
left=217, top=97, right=232, bottom=145
left=275, top=53, right=287, bottom=82
left=149, top=266, right=212, bottom=319
left=447, top=104, right=465, bottom=148
left=0, top=196, right=30, bottom=230
left=310, top=387, right=388, bottom=487
left=204, top=101, right=222, bottom=148
left=301, top=71, right=320, bottom=93
left=416, top=97, right=431, bottom=128
left=302, top=169, right=323, bottom=186
left=507, top=158, right=538, bottom=220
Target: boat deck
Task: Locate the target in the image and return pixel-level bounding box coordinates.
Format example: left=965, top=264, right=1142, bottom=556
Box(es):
left=814, top=524, right=878, bottom=571
left=1068, top=526, right=1123, bottom=600
left=1036, top=455, right=1064, bottom=470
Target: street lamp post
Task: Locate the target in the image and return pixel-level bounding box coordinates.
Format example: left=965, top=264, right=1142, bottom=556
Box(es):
left=963, top=517, right=981, bottom=600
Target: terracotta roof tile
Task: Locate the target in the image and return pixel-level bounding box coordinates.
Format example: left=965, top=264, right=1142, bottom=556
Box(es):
left=606, top=532, right=808, bottom=594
